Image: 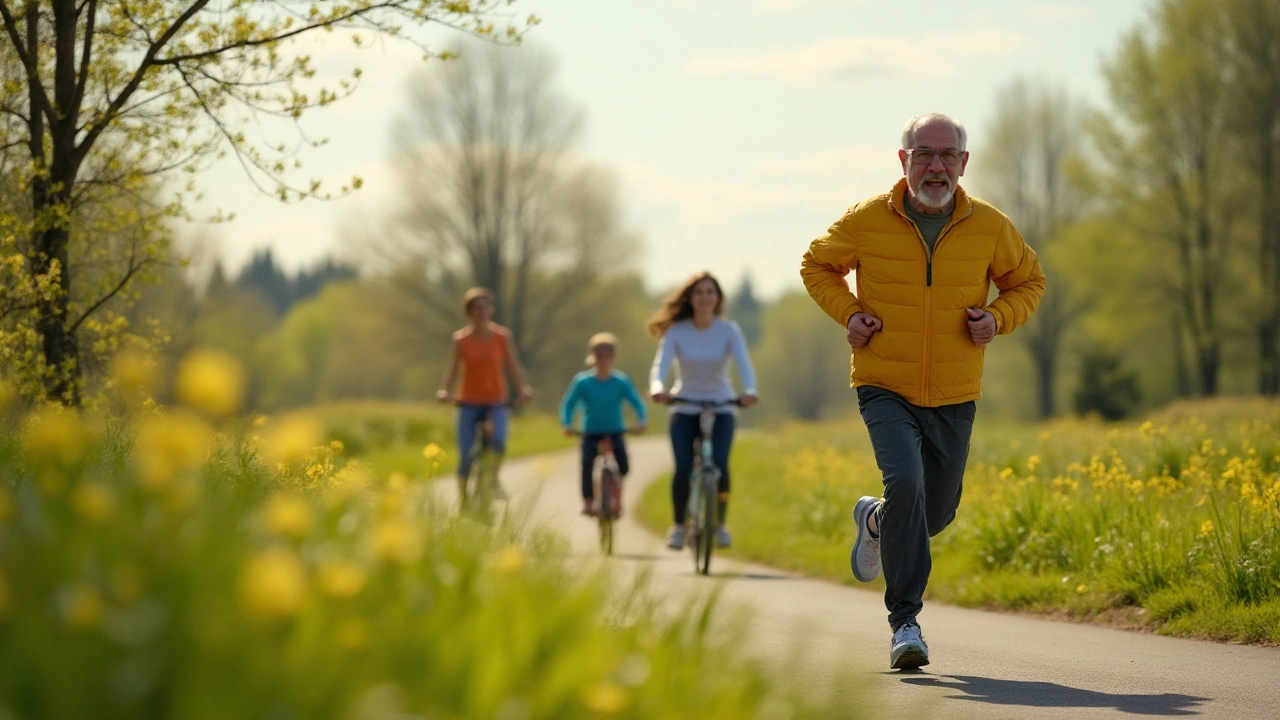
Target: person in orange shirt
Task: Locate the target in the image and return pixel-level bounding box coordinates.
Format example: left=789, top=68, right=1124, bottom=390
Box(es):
left=437, top=287, right=533, bottom=500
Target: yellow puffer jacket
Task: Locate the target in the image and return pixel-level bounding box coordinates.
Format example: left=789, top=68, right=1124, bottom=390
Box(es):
left=801, top=178, right=1045, bottom=407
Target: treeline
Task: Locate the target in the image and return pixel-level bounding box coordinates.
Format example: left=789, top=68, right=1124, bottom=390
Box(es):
left=966, top=0, right=1280, bottom=420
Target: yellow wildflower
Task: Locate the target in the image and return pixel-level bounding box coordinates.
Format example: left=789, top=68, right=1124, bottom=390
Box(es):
left=1200, top=520, right=1215, bottom=536
left=581, top=682, right=630, bottom=715
left=109, top=348, right=157, bottom=394
left=262, top=493, right=315, bottom=539
left=494, top=545, right=526, bottom=576
left=253, top=414, right=267, bottom=427
left=174, top=349, right=245, bottom=417
left=133, top=412, right=212, bottom=491
left=318, top=561, right=368, bottom=599
left=260, top=415, right=324, bottom=467
left=367, top=519, right=424, bottom=565
left=1026, top=455, right=1041, bottom=473
left=23, top=406, right=89, bottom=466
left=72, top=482, right=116, bottom=523
left=238, top=548, right=308, bottom=621
left=59, top=585, right=105, bottom=629
left=386, top=471, right=410, bottom=492
left=423, top=443, right=446, bottom=463
left=330, top=440, right=344, bottom=452
left=1076, top=584, right=1088, bottom=594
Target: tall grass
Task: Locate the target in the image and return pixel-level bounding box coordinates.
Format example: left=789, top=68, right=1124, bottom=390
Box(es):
left=0, top=355, right=864, bottom=720
left=639, top=398, right=1280, bottom=643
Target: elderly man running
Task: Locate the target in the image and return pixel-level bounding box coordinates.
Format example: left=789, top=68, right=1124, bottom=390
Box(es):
left=800, top=113, right=1045, bottom=669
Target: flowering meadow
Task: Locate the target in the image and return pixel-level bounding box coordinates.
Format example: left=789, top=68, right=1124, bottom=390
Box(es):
left=0, top=350, right=860, bottom=720
left=641, top=399, right=1280, bottom=643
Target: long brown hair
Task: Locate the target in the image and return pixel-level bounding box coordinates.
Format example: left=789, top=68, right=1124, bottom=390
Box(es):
left=646, top=271, right=725, bottom=338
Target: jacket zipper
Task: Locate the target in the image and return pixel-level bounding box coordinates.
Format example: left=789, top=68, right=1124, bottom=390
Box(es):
left=893, top=194, right=973, bottom=405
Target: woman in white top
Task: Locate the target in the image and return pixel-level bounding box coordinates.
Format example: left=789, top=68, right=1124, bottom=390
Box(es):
left=648, top=271, right=758, bottom=551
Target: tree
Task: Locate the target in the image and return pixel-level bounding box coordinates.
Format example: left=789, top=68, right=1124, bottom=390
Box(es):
left=367, top=42, right=637, bottom=384
left=1215, top=0, right=1280, bottom=394
left=754, top=292, right=856, bottom=422
left=728, top=274, right=763, bottom=347
left=1093, top=0, right=1244, bottom=397
left=978, top=78, right=1087, bottom=417
left=0, top=1, right=529, bottom=405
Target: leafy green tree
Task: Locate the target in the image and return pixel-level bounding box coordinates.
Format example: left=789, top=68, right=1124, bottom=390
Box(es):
left=754, top=292, right=857, bottom=422
left=728, top=274, right=763, bottom=348
left=977, top=78, right=1087, bottom=418
left=0, top=1, right=529, bottom=405
left=365, top=42, right=638, bottom=387
left=1092, top=0, right=1245, bottom=397
left=1214, top=0, right=1280, bottom=394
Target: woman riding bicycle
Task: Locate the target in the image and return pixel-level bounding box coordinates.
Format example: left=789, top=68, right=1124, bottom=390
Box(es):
left=648, top=271, right=758, bottom=551
left=559, top=332, right=648, bottom=517
left=436, top=287, right=533, bottom=500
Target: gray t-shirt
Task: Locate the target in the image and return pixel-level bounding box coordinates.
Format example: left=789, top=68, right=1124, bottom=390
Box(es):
left=903, top=196, right=952, bottom=255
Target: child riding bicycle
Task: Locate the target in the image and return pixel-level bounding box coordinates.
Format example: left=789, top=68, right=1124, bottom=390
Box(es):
left=560, top=333, right=647, bottom=517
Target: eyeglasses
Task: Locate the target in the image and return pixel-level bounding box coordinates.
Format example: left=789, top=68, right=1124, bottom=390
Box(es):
left=907, top=148, right=965, bottom=166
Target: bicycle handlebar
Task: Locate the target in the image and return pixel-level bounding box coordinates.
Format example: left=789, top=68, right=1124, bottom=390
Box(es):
left=663, top=397, right=746, bottom=408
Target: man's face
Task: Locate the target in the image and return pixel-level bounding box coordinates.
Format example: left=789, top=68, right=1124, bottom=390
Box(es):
left=898, top=121, right=969, bottom=212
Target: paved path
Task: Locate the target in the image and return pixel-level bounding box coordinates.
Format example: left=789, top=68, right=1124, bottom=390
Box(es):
left=458, top=438, right=1280, bottom=719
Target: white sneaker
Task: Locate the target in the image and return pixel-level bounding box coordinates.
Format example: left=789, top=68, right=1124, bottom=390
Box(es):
left=666, top=525, right=686, bottom=550
left=890, top=622, right=929, bottom=669
left=716, top=526, right=732, bottom=548
left=850, top=496, right=882, bottom=582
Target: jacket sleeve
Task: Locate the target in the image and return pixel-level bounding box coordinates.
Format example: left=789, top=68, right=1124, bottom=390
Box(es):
left=985, top=218, right=1046, bottom=335
left=727, top=321, right=757, bottom=396
left=800, top=212, right=864, bottom=328
left=621, top=375, right=647, bottom=425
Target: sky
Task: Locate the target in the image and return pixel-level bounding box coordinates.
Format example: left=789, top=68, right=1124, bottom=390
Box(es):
left=183, top=0, right=1151, bottom=299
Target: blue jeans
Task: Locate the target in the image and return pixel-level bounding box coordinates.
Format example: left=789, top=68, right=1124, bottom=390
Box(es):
left=857, top=386, right=975, bottom=631
left=669, top=412, right=734, bottom=525
left=456, top=404, right=509, bottom=478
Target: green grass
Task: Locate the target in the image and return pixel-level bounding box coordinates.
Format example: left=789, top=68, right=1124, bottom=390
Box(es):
left=639, top=398, right=1280, bottom=644
left=280, top=400, right=573, bottom=478
left=0, top=398, right=871, bottom=720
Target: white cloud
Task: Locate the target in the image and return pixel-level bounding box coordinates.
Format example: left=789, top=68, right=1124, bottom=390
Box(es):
left=686, top=30, right=1027, bottom=86
left=1025, top=3, right=1092, bottom=20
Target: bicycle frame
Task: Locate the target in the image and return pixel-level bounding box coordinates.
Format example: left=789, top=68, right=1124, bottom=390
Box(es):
left=669, top=398, right=741, bottom=575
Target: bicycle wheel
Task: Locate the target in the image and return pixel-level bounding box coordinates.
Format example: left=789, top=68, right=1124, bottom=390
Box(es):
left=469, top=448, right=498, bottom=520
left=687, top=468, right=704, bottom=573
left=598, top=467, right=616, bottom=554
left=698, top=472, right=716, bottom=575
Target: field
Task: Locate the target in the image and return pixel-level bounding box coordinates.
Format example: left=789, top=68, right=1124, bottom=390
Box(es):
left=0, top=361, right=865, bottom=720
left=639, top=398, right=1280, bottom=644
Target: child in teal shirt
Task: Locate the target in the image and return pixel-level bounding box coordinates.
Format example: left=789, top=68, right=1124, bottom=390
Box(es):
left=560, top=333, right=647, bottom=516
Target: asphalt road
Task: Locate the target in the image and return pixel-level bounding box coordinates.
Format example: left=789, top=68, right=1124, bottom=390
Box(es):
left=458, top=437, right=1280, bottom=720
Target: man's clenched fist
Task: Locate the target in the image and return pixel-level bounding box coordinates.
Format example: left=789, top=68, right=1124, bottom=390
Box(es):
left=847, top=312, right=883, bottom=348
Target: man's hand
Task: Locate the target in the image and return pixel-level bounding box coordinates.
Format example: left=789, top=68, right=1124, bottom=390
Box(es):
left=435, top=389, right=451, bottom=404
left=846, top=312, right=883, bottom=348
left=966, top=308, right=997, bottom=346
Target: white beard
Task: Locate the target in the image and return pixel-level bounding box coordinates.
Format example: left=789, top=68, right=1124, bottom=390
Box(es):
left=913, top=179, right=954, bottom=211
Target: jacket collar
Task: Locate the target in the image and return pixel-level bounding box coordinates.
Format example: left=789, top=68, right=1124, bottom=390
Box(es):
left=888, top=177, right=973, bottom=222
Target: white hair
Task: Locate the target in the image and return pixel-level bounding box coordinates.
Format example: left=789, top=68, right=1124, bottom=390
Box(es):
left=901, top=113, right=967, bottom=151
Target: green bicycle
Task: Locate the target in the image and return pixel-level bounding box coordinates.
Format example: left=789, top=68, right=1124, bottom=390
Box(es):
left=669, top=397, right=744, bottom=576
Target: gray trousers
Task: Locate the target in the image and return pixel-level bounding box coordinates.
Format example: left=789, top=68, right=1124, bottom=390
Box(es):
left=856, top=385, right=976, bottom=631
